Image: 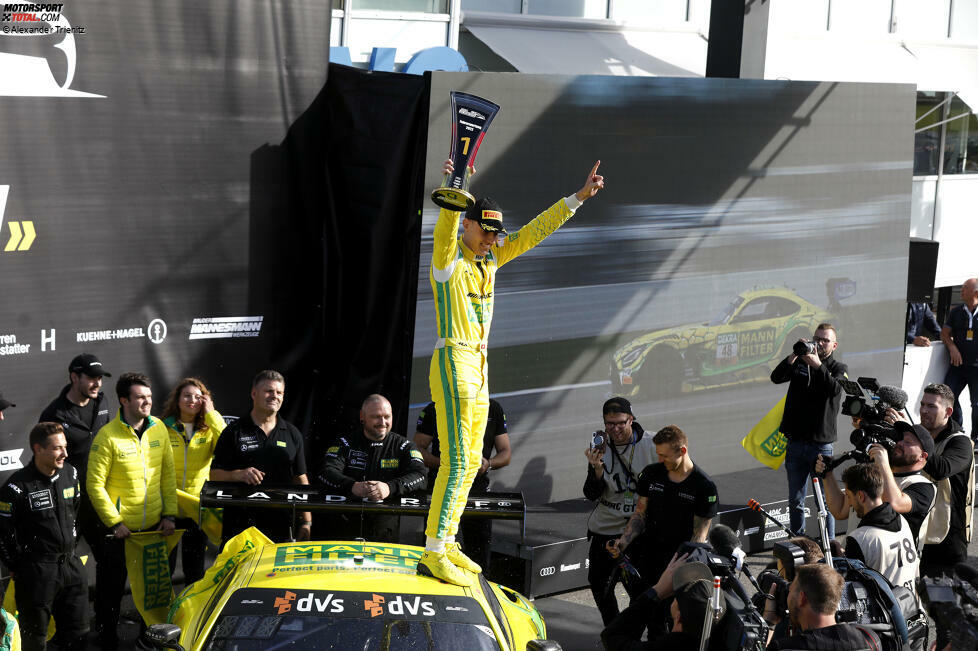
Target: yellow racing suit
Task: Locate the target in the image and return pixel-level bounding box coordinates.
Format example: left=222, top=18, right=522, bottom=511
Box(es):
left=425, top=194, right=581, bottom=540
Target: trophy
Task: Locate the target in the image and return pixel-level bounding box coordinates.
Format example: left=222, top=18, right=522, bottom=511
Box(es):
left=430, top=91, right=500, bottom=210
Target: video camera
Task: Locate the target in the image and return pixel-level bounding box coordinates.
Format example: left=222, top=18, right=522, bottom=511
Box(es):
left=920, top=564, right=978, bottom=651
left=816, top=377, right=908, bottom=477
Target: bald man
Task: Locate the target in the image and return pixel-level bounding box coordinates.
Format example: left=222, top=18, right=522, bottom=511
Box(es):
left=941, top=277, right=978, bottom=441
left=318, top=395, right=428, bottom=543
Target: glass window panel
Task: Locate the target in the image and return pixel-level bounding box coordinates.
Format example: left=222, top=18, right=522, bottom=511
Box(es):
left=462, top=0, right=522, bottom=12
left=893, top=0, right=950, bottom=39
left=613, top=0, right=687, bottom=23
left=828, top=0, right=891, bottom=35
left=914, top=92, right=944, bottom=176
left=943, top=96, right=977, bottom=175
left=950, top=0, right=978, bottom=41
left=354, top=0, right=448, bottom=12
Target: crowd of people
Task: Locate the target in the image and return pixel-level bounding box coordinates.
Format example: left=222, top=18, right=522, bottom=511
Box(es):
left=589, top=311, right=977, bottom=650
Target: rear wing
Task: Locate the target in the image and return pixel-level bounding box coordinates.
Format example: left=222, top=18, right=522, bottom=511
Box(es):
left=200, top=482, right=528, bottom=540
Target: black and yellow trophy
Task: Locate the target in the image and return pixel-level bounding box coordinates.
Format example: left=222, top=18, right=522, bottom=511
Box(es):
left=430, top=91, right=500, bottom=210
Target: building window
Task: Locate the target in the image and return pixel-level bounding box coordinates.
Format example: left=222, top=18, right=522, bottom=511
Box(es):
left=943, top=96, right=978, bottom=175
left=915, top=92, right=944, bottom=176
left=354, top=0, right=448, bottom=12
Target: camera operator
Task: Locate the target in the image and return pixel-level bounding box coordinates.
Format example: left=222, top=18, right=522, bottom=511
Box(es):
left=840, top=463, right=920, bottom=601
left=815, top=422, right=936, bottom=549
left=917, top=383, right=974, bottom=580
left=583, top=397, right=657, bottom=625
left=767, top=563, right=882, bottom=650
left=771, top=323, right=848, bottom=537
left=601, top=553, right=726, bottom=651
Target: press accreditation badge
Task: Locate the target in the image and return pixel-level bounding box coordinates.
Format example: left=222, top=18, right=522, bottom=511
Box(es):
left=622, top=490, right=634, bottom=506
left=967, top=329, right=974, bottom=341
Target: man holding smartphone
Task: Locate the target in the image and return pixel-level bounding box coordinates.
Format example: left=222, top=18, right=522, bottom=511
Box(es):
left=583, top=397, right=656, bottom=624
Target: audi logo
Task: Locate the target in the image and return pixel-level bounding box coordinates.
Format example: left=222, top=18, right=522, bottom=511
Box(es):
left=539, top=566, right=556, bottom=576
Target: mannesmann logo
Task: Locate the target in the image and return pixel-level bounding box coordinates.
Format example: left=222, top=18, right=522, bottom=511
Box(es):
left=189, top=316, right=263, bottom=340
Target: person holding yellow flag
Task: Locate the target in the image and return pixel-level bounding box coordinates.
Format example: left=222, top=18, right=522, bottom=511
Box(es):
left=161, top=378, right=225, bottom=586
left=87, top=373, right=177, bottom=650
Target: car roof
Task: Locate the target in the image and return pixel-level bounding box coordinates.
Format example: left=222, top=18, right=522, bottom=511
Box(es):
left=230, top=540, right=475, bottom=597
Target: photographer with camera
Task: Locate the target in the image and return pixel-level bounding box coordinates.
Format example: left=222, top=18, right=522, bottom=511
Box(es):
left=916, top=383, right=974, bottom=579
left=840, top=463, right=921, bottom=600
left=771, top=324, right=848, bottom=537
left=767, top=563, right=882, bottom=650
left=601, top=552, right=727, bottom=651
left=584, top=397, right=657, bottom=624
left=816, top=422, right=936, bottom=549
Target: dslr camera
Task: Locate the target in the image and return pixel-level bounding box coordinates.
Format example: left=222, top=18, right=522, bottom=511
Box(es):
left=792, top=340, right=817, bottom=357
left=590, top=432, right=606, bottom=451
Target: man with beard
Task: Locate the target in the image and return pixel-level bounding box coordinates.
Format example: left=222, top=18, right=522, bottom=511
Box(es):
left=768, top=563, right=881, bottom=650
left=816, top=421, right=936, bottom=548
left=606, top=425, right=718, bottom=588
left=210, top=370, right=311, bottom=545
left=917, top=383, right=974, bottom=578
left=771, top=323, right=847, bottom=538
left=842, top=463, right=920, bottom=601
left=582, top=397, right=656, bottom=625
left=39, top=354, right=112, bottom=549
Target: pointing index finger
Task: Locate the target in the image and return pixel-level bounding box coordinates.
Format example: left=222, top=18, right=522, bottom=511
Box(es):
left=589, top=160, right=601, bottom=178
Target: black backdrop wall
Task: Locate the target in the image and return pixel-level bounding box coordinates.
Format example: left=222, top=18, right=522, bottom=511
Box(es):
left=0, top=3, right=429, bottom=480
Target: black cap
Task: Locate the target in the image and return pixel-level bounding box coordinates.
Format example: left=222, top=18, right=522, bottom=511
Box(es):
left=602, top=396, right=633, bottom=416
left=69, top=353, right=112, bottom=377
left=465, top=197, right=507, bottom=235
left=894, top=421, right=936, bottom=459
left=673, top=561, right=727, bottom=639
left=0, top=392, right=14, bottom=411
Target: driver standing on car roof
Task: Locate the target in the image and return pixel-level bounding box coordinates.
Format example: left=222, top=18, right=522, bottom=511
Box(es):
left=770, top=323, right=848, bottom=538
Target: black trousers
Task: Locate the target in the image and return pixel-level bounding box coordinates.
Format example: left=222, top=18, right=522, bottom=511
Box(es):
left=93, top=523, right=160, bottom=650
left=169, top=518, right=208, bottom=586
left=14, top=555, right=88, bottom=651
left=587, top=532, right=647, bottom=626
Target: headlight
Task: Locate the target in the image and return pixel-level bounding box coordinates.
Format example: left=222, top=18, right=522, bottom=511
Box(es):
left=619, top=347, right=643, bottom=368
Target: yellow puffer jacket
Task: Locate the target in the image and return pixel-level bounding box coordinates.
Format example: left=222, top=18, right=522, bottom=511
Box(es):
left=163, top=410, right=225, bottom=507
left=87, top=411, right=177, bottom=531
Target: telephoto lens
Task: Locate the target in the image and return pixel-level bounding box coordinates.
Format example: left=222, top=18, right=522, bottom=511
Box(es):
left=793, top=340, right=817, bottom=357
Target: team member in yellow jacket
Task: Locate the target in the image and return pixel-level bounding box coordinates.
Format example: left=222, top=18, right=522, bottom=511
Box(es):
left=161, top=377, right=225, bottom=585
left=418, top=158, right=605, bottom=586
left=87, top=373, right=177, bottom=650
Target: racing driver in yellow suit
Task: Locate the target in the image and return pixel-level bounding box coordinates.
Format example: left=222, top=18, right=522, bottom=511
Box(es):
left=418, top=158, right=605, bottom=586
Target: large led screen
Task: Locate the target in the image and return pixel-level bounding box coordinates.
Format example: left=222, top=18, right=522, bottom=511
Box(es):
left=411, top=72, right=914, bottom=506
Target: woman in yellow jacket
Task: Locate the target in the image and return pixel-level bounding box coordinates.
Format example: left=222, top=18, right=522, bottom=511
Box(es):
left=160, top=378, right=225, bottom=585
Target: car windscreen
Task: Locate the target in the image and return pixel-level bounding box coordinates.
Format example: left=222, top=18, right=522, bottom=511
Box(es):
left=708, top=296, right=744, bottom=326
left=203, top=588, right=501, bottom=650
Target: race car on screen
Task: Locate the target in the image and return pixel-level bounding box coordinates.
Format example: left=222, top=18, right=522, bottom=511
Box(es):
left=610, top=287, right=837, bottom=398
left=142, top=484, right=559, bottom=651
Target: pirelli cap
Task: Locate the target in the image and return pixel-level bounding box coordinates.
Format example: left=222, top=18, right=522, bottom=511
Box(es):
left=69, top=353, right=112, bottom=377
left=465, top=197, right=507, bottom=235
left=0, top=392, right=14, bottom=411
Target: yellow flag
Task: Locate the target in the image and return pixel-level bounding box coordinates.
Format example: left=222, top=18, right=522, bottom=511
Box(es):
left=169, top=527, right=271, bottom=630
left=741, top=396, right=788, bottom=470
left=176, top=489, right=223, bottom=547
left=124, top=531, right=184, bottom=626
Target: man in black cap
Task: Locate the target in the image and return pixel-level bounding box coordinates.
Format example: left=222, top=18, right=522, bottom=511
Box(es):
left=0, top=392, right=13, bottom=420
left=817, top=421, right=936, bottom=548
left=601, top=554, right=726, bottom=650
left=39, top=353, right=112, bottom=549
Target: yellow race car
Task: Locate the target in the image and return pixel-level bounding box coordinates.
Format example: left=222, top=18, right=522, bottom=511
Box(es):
left=143, top=527, right=560, bottom=651
left=610, top=286, right=841, bottom=398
